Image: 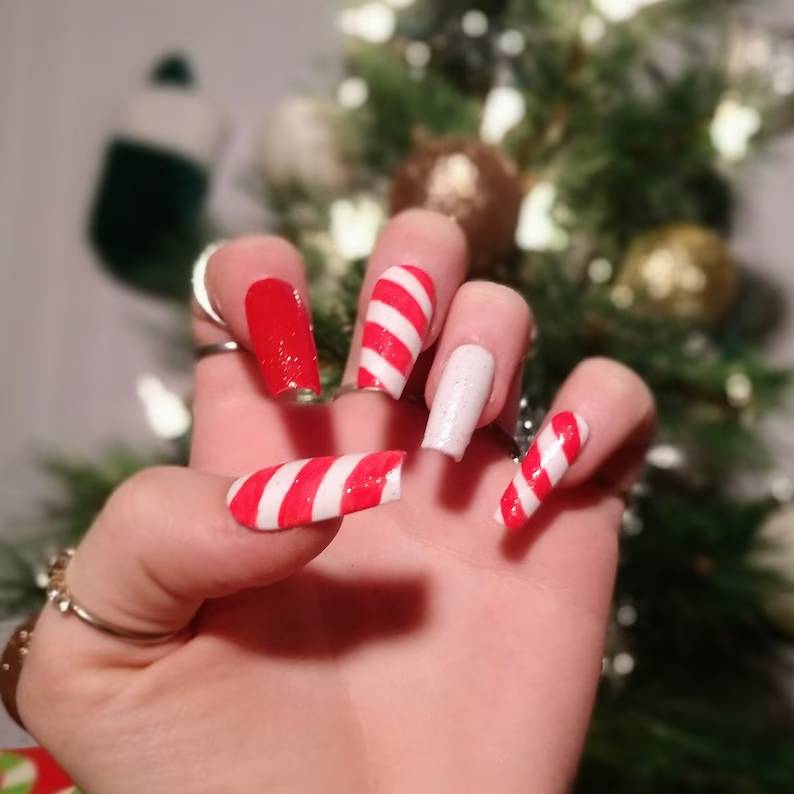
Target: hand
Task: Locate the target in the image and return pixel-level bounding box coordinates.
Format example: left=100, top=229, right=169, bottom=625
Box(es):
left=18, top=211, right=654, bottom=793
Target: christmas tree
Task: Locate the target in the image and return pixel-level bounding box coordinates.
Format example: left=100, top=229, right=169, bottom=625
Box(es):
left=7, top=1, right=794, bottom=789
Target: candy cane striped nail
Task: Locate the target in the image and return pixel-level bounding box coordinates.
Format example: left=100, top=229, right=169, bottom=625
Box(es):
left=227, top=451, right=405, bottom=531
left=495, top=411, right=589, bottom=530
left=357, top=265, right=436, bottom=398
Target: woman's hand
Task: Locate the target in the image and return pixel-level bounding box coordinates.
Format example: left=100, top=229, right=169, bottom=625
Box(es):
left=18, top=211, right=654, bottom=793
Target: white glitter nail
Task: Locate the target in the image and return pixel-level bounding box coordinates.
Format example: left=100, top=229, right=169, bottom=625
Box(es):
left=421, top=345, right=495, bottom=462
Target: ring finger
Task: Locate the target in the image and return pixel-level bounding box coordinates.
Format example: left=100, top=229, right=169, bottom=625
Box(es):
left=421, top=281, right=532, bottom=462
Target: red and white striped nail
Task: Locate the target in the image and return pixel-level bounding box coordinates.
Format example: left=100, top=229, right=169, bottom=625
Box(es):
left=227, top=451, right=405, bottom=531
left=495, top=411, right=589, bottom=530
left=357, top=265, right=436, bottom=398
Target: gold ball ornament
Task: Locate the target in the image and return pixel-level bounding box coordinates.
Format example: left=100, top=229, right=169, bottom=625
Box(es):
left=752, top=503, right=794, bottom=634
left=389, top=137, right=523, bottom=276
left=614, top=224, right=737, bottom=324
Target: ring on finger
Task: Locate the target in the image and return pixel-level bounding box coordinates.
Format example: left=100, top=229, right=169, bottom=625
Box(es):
left=192, top=240, right=228, bottom=326
left=194, top=340, right=243, bottom=360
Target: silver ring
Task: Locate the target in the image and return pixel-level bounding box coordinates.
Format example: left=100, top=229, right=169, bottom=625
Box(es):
left=192, top=241, right=228, bottom=326
left=46, top=549, right=179, bottom=645
left=194, top=340, right=243, bottom=360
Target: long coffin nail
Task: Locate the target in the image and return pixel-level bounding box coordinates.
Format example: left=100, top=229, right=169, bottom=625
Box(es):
left=495, top=411, right=589, bottom=530
left=245, top=279, right=321, bottom=398
left=227, top=451, right=404, bottom=531
left=357, top=265, right=436, bottom=398
left=422, top=345, right=495, bottom=462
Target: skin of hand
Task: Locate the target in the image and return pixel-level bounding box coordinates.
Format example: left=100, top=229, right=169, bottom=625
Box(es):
left=17, top=211, right=655, bottom=794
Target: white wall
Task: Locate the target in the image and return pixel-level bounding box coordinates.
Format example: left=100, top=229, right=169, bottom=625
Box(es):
left=0, top=0, right=338, bottom=524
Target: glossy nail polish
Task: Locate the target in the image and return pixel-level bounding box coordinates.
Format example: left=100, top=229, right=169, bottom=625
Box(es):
left=245, top=279, right=321, bottom=398
left=422, top=345, right=495, bottom=461
left=495, top=411, right=589, bottom=530
left=227, top=450, right=404, bottom=530
left=357, top=265, right=435, bottom=398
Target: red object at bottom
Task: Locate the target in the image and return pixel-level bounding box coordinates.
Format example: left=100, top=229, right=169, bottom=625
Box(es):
left=0, top=747, right=74, bottom=793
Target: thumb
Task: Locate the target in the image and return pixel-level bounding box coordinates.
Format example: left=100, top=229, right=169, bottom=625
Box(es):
left=61, top=454, right=403, bottom=639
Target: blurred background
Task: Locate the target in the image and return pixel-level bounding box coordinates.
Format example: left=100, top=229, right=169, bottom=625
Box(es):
left=3, top=0, right=794, bottom=788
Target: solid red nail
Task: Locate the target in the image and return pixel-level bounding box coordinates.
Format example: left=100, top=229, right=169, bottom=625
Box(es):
left=245, top=279, right=321, bottom=397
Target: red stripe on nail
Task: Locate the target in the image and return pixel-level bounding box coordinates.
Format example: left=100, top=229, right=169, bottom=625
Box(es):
left=551, top=411, right=582, bottom=464
left=229, top=465, right=280, bottom=527
left=401, top=264, right=436, bottom=305
left=521, top=444, right=553, bottom=502
left=357, top=368, right=381, bottom=389
left=340, top=451, right=404, bottom=515
left=371, top=279, right=428, bottom=338
left=362, top=323, right=414, bottom=375
left=278, top=456, right=337, bottom=528
left=500, top=481, right=528, bottom=530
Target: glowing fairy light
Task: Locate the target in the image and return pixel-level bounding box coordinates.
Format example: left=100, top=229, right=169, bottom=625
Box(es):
left=337, top=3, right=396, bottom=43
left=710, top=96, right=762, bottom=162
left=405, top=40, right=431, bottom=69
left=580, top=14, right=607, bottom=44
left=338, top=77, right=369, bottom=109
left=480, top=85, right=525, bottom=144
left=516, top=181, right=569, bottom=251
left=593, top=0, right=665, bottom=23
left=136, top=374, right=191, bottom=439
left=330, top=195, right=384, bottom=259
left=462, top=10, right=488, bottom=37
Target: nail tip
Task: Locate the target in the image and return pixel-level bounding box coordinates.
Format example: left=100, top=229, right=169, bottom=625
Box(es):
left=420, top=439, right=463, bottom=463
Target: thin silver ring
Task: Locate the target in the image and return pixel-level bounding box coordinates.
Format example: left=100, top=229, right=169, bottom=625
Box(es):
left=46, top=550, right=179, bottom=645
left=194, top=340, right=243, bottom=360
left=192, top=241, right=228, bottom=326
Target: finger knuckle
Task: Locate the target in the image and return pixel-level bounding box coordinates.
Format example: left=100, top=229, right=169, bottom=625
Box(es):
left=101, top=466, right=182, bottom=537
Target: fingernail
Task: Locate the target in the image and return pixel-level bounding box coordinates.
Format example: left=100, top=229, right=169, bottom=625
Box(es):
left=227, top=450, right=404, bottom=530
left=495, top=411, right=589, bottom=530
left=245, top=279, right=321, bottom=398
left=357, top=265, right=435, bottom=398
left=421, top=345, right=495, bottom=462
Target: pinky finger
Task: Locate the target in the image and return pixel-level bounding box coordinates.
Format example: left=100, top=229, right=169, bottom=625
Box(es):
left=496, top=358, right=655, bottom=530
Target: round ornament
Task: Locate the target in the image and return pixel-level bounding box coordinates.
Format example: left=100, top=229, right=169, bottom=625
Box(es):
left=614, top=224, right=737, bottom=324
left=257, top=97, right=349, bottom=194
left=389, top=137, right=522, bottom=276
left=752, top=503, right=794, bottom=634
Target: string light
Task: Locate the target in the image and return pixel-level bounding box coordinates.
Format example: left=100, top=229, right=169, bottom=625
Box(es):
left=405, top=40, right=431, bottom=69
left=725, top=372, right=753, bottom=408
left=612, top=652, right=635, bottom=675
left=480, top=85, right=525, bottom=144
left=616, top=604, right=638, bottom=627
left=593, top=0, right=665, bottom=23
left=461, top=10, right=488, bottom=37
left=588, top=258, right=613, bottom=284
left=136, top=374, right=191, bottom=439
left=610, top=284, right=634, bottom=309
left=647, top=443, right=686, bottom=470
left=498, top=30, right=526, bottom=56
left=337, top=77, right=369, bottom=109
left=580, top=14, right=607, bottom=44
left=330, top=195, right=384, bottom=260
left=710, top=96, right=762, bottom=162
left=337, top=2, right=397, bottom=43
left=515, top=181, right=569, bottom=251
